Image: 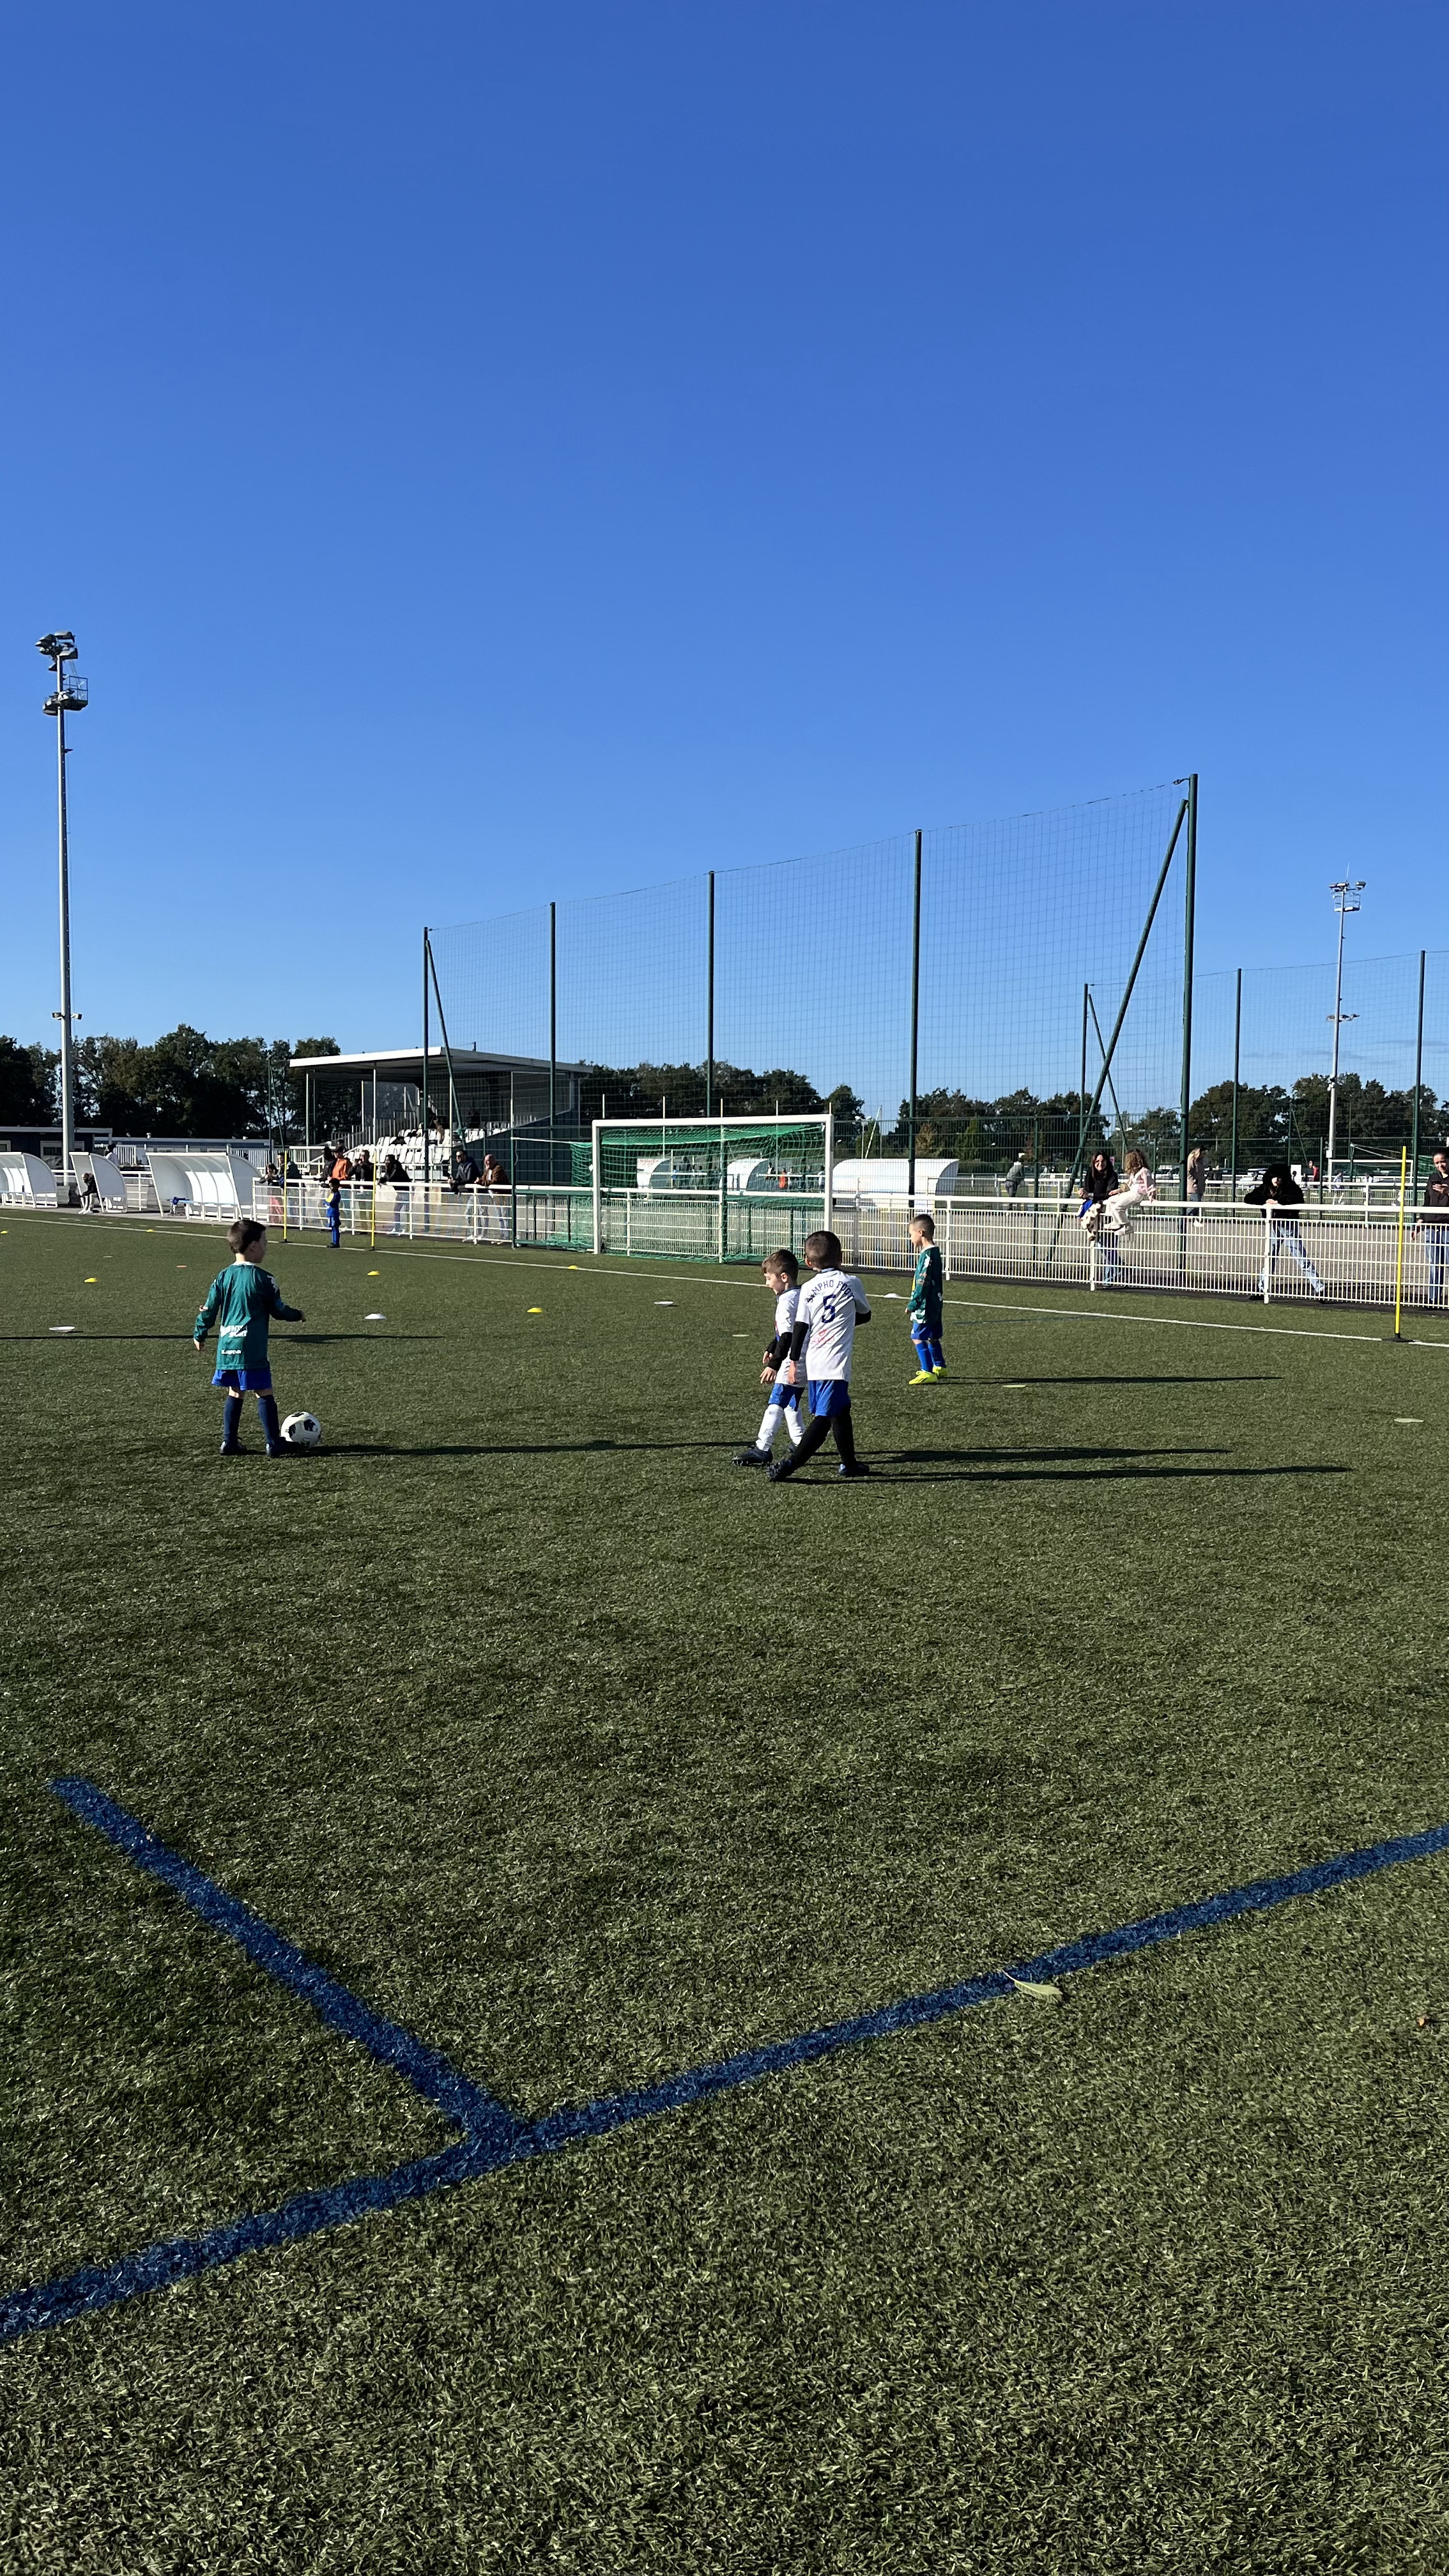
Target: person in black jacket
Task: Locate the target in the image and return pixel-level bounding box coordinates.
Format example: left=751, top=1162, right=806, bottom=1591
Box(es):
left=1414, top=1148, right=1449, bottom=1304
left=1244, top=1163, right=1325, bottom=1298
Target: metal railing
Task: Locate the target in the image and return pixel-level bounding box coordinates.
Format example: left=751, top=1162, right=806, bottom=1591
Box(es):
left=243, top=1180, right=1446, bottom=1316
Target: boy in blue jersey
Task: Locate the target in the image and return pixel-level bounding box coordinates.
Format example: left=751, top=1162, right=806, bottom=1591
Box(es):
left=907, top=1211, right=946, bottom=1381
left=194, top=1217, right=305, bottom=1456
left=732, top=1248, right=809, bottom=1467
left=768, top=1230, right=871, bottom=1481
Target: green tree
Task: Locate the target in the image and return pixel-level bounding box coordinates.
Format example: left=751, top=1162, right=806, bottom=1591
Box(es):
left=0, top=1038, right=57, bottom=1124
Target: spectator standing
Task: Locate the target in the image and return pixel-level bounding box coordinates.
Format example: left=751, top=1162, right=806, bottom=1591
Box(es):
left=1414, top=1149, right=1449, bottom=1305
left=1185, top=1145, right=1206, bottom=1220
left=480, top=1150, right=510, bottom=1241
left=1244, top=1163, right=1325, bottom=1298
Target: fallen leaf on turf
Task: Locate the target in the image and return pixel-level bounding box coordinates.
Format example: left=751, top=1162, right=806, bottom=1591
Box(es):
left=1008, top=1976, right=1064, bottom=2005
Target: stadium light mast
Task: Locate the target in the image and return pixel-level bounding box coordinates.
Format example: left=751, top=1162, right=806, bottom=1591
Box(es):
left=36, top=631, right=88, bottom=1197
left=1326, top=878, right=1365, bottom=1185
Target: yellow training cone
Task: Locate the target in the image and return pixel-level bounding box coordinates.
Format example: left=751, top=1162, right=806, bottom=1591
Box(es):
left=527, top=1306, right=542, bottom=1314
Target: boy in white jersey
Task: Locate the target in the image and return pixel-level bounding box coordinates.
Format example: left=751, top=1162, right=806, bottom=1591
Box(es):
left=769, top=1229, right=871, bottom=1481
left=733, top=1249, right=809, bottom=1468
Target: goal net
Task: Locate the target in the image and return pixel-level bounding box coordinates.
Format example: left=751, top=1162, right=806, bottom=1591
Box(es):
left=590, top=1113, right=834, bottom=1260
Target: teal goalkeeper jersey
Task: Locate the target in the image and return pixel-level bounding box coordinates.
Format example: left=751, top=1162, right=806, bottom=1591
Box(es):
left=907, top=1242, right=944, bottom=1321
left=194, top=1260, right=302, bottom=1371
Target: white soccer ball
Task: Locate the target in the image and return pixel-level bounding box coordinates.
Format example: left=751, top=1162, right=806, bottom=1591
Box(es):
left=280, top=1411, right=322, bottom=1448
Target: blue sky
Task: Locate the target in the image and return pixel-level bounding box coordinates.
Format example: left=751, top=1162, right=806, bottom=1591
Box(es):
left=1, top=0, right=1444, bottom=1062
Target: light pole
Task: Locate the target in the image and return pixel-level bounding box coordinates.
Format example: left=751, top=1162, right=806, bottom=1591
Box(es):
left=36, top=631, right=88, bottom=1197
left=1326, top=878, right=1365, bottom=1186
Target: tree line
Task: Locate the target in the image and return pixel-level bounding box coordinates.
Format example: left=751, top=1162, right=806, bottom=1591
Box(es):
left=905, top=1075, right=1443, bottom=1163
left=0, top=1027, right=344, bottom=1137
left=3, top=1027, right=1439, bottom=1161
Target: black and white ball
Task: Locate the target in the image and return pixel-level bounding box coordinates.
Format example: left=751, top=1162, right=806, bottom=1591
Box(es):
left=280, top=1411, right=322, bottom=1449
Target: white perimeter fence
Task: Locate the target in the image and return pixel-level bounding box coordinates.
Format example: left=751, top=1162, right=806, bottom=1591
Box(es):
left=239, top=1179, right=1449, bottom=1317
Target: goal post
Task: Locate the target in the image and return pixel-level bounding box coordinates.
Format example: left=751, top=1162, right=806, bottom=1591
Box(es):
left=589, top=1112, right=834, bottom=1259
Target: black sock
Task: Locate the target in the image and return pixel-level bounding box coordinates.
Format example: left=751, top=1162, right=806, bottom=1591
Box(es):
left=221, top=1395, right=242, bottom=1448
left=783, top=1411, right=834, bottom=1469
left=832, top=1405, right=858, bottom=1469
left=258, top=1394, right=282, bottom=1448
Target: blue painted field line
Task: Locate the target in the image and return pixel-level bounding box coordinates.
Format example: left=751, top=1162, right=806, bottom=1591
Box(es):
left=4, top=1793, right=1448, bottom=2347
left=49, top=1777, right=519, bottom=2150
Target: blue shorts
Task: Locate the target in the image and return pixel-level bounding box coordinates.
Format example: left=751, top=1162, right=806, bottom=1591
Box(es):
left=807, top=1379, right=851, bottom=1419
left=910, top=1313, right=943, bottom=1342
left=213, top=1365, right=273, bottom=1393
left=769, top=1378, right=801, bottom=1411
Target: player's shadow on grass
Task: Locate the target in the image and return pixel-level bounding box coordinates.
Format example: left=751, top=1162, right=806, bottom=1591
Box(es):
left=3, top=1331, right=213, bottom=1343
left=0, top=1331, right=440, bottom=1343
left=319, top=1438, right=700, bottom=1457
left=868, top=1444, right=1346, bottom=1484
left=993, top=1374, right=1279, bottom=1387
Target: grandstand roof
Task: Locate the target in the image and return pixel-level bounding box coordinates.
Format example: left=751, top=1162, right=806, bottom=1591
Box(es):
left=289, top=1045, right=588, bottom=1080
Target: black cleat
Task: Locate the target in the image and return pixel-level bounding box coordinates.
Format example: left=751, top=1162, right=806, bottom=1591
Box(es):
left=265, top=1443, right=287, bottom=1458
left=837, top=1462, right=871, bottom=1479
left=732, top=1447, right=770, bottom=1468
left=767, top=1455, right=798, bottom=1482
left=219, top=1442, right=242, bottom=1457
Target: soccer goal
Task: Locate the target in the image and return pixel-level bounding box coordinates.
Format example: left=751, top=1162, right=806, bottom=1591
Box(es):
left=590, top=1112, right=834, bottom=1261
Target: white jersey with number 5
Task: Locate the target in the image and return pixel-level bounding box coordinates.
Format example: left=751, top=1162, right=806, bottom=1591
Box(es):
left=797, top=1268, right=871, bottom=1380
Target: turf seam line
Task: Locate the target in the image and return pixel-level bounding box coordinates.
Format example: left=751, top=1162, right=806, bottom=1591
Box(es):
left=5, top=1795, right=1449, bottom=2347
left=48, top=1778, right=519, bottom=2149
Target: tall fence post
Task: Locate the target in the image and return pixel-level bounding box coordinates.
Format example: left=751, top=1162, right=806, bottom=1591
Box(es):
left=1179, top=773, right=1198, bottom=1199
left=823, top=1110, right=834, bottom=1236
left=706, top=871, right=716, bottom=1117
left=1078, top=983, right=1089, bottom=1168
left=1412, top=949, right=1425, bottom=1196
left=421, top=926, right=431, bottom=1188
left=592, top=1117, right=603, bottom=1257
left=907, top=829, right=922, bottom=1211
left=548, top=900, right=557, bottom=1178
left=1230, top=965, right=1241, bottom=1200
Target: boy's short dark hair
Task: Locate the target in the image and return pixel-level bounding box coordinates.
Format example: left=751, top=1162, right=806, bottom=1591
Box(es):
left=227, top=1218, right=266, bottom=1255
left=762, top=1247, right=798, bottom=1280
left=911, top=1211, right=935, bottom=1238
left=803, top=1229, right=843, bottom=1267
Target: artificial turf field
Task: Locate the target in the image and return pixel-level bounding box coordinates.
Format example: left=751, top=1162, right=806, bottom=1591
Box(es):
left=4, top=1213, right=1449, bottom=2572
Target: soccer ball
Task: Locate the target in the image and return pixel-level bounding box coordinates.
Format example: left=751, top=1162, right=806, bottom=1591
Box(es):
left=280, top=1411, right=322, bottom=1448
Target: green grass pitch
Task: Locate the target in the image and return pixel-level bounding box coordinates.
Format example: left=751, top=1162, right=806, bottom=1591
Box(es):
left=5, top=1211, right=1449, bottom=2570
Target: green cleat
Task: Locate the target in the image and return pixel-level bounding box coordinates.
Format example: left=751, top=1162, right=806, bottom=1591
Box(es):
left=908, top=1369, right=936, bottom=1385
left=931, top=1365, right=947, bottom=1379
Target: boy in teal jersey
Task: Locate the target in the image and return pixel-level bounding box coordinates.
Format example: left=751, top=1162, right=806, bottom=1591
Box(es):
left=194, top=1216, right=305, bottom=1456
left=907, top=1211, right=945, bottom=1381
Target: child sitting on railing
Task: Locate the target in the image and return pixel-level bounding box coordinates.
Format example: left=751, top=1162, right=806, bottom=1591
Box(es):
left=1102, top=1149, right=1156, bottom=1236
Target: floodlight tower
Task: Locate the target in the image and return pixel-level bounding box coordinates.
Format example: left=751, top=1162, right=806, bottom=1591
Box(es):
left=36, top=631, right=88, bottom=1196
left=1326, top=878, right=1365, bottom=1185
